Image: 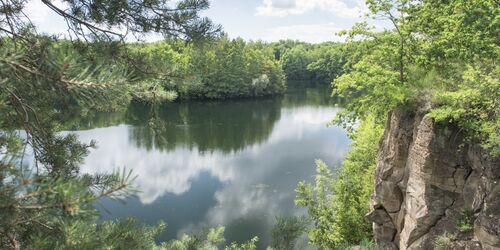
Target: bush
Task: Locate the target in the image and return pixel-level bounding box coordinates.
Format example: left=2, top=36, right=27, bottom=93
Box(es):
left=435, top=232, right=457, bottom=250
left=295, top=116, right=383, bottom=247
left=456, top=209, right=474, bottom=233
left=270, top=216, right=309, bottom=250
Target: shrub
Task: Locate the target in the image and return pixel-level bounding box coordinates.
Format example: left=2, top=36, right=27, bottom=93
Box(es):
left=295, top=116, right=383, bottom=247
left=435, top=232, right=457, bottom=250
left=456, top=209, right=474, bottom=233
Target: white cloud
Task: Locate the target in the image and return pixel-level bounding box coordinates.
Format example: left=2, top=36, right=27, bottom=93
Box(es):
left=256, top=0, right=367, bottom=18
left=259, top=23, right=346, bottom=43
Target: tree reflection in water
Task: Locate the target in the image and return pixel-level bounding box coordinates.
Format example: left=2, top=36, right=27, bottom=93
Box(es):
left=67, top=83, right=349, bottom=248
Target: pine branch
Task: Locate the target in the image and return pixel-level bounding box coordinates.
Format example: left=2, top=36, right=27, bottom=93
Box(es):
left=0, top=57, right=112, bottom=89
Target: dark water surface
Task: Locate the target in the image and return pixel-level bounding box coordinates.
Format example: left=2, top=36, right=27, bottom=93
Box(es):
left=70, top=83, right=350, bottom=248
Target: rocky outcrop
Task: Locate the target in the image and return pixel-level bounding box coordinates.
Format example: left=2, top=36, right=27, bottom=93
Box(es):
left=366, top=109, right=500, bottom=249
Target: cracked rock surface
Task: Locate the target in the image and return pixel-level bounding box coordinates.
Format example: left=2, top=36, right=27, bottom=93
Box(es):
left=367, top=109, right=500, bottom=249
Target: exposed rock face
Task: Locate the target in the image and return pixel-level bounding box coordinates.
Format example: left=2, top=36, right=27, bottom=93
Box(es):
left=367, top=109, right=500, bottom=249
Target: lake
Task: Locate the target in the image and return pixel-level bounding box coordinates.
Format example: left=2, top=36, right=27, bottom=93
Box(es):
left=68, top=82, right=350, bottom=248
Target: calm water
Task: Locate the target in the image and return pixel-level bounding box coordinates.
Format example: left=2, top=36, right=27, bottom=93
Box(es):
left=69, top=83, right=350, bottom=248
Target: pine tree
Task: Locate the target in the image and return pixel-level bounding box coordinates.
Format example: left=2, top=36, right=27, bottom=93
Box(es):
left=0, top=0, right=220, bottom=248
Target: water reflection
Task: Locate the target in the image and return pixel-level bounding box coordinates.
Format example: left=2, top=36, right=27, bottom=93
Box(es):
left=282, top=82, right=338, bottom=107
left=71, top=83, right=350, bottom=248
left=126, top=99, right=281, bottom=153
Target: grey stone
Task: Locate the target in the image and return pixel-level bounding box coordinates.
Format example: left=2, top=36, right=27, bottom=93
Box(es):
left=366, top=109, right=500, bottom=250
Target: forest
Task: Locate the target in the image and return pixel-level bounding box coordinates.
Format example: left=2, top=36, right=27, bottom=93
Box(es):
left=76, top=38, right=346, bottom=102
left=0, top=0, right=498, bottom=249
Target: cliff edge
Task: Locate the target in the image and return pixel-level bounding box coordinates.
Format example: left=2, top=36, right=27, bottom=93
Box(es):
left=366, top=109, right=500, bottom=249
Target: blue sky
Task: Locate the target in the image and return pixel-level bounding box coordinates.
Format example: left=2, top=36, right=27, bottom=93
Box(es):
left=203, top=0, right=369, bottom=43
left=25, top=0, right=375, bottom=43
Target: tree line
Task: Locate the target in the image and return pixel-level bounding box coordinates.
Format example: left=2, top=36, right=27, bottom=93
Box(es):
left=127, top=37, right=287, bottom=101
left=107, top=38, right=347, bottom=102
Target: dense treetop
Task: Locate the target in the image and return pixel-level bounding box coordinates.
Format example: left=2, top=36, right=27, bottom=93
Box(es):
left=333, top=0, right=499, bottom=152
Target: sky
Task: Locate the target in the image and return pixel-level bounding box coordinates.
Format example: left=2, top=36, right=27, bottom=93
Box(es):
left=24, top=0, right=375, bottom=43
left=203, top=0, right=370, bottom=43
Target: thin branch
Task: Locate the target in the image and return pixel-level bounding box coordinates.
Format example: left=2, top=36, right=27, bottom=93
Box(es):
left=41, top=0, right=123, bottom=40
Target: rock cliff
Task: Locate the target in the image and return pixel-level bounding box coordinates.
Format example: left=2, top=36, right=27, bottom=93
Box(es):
left=366, top=109, right=500, bottom=249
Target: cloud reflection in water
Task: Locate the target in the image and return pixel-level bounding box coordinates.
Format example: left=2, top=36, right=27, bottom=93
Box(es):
left=76, top=105, right=350, bottom=246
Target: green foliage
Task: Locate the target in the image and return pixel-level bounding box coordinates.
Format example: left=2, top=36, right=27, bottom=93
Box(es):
left=407, top=0, right=499, bottom=63
left=332, top=0, right=499, bottom=154
left=281, top=45, right=315, bottom=80
left=358, top=238, right=386, bottom=250
left=296, top=117, right=383, bottom=248
left=125, top=40, right=192, bottom=103
left=161, top=227, right=258, bottom=250
left=125, top=37, right=286, bottom=101
left=270, top=216, right=309, bottom=250
left=306, top=46, right=346, bottom=83
left=27, top=218, right=165, bottom=249
left=130, top=80, right=179, bottom=103
left=336, top=238, right=385, bottom=250
left=456, top=209, right=475, bottom=233
left=295, top=160, right=336, bottom=248
left=184, top=38, right=286, bottom=99
left=0, top=38, right=131, bottom=115
left=333, top=28, right=410, bottom=127
left=430, top=62, right=499, bottom=155
left=273, top=41, right=346, bottom=83
left=435, top=232, right=457, bottom=250
left=223, top=238, right=259, bottom=250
